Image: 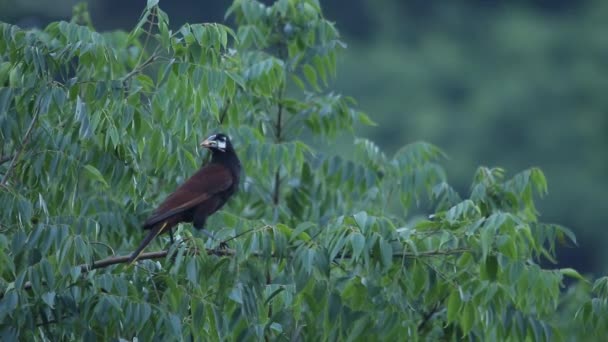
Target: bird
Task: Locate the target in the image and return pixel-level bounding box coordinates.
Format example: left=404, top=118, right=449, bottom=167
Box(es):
left=129, top=133, right=241, bottom=263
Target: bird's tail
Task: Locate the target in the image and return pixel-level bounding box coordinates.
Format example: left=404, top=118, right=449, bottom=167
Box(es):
left=128, top=222, right=168, bottom=264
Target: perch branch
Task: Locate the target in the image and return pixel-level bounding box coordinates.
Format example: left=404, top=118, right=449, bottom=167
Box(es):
left=19, top=248, right=236, bottom=291
left=83, top=247, right=236, bottom=272
left=16, top=247, right=468, bottom=292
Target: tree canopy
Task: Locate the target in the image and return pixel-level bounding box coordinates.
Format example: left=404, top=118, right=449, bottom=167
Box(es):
left=0, top=0, right=606, bottom=340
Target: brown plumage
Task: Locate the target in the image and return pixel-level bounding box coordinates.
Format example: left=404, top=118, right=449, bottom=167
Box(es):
left=129, top=133, right=241, bottom=263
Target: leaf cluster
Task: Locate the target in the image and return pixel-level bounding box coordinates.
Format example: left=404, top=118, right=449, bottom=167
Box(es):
left=0, top=1, right=602, bottom=341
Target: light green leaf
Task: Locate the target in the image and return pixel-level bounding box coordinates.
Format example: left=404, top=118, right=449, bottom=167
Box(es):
left=83, top=164, right=109, bottom=188
left=379, top=238, right=392, bottom=268
left=353, top=211, right=368, bottom=231
left=350, top=233, right=365, bottom=260
left=357, top=111, right=376, bottom=126
left=302, top=64, right=320, bottom=91
left=460, top=303, right=475, bottom=335
left=447, top=290, right=461, bottom=323
left=484, top=255, right=498, bottom=281
left=559, top=268, right=586, bottom=281
left=147, top=0, right=159, bottom=9
left=41, top=291, right=56, bottom=308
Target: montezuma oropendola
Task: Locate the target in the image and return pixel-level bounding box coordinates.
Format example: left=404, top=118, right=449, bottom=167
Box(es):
left=129, top=133, right=241, bottom=263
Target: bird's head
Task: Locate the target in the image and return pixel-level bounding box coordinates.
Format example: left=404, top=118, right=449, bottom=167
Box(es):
left=200, top=133, right=233, bottom=153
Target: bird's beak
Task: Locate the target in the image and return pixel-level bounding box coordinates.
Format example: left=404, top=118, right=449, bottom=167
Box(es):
left=200, top=139, right=216, bottom=149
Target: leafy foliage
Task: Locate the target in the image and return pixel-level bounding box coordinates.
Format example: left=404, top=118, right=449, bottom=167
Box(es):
left=332, top=1, right=608, bottom=274
left=0, top=1, right=603, bottom=340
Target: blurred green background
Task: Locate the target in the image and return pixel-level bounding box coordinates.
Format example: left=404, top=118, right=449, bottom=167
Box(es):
left=2, top=0, right=607, bottom=275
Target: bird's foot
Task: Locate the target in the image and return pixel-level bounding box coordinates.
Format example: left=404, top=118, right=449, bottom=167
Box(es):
left=200, top=228, right=216, bottom=241
left=199, top=229, right=230, bottom=250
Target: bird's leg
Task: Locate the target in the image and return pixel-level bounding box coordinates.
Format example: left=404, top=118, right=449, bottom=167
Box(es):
left=199, top=228, right=215, bottom=240
left=169, top=228, right=175, bottom=244
left=199, top=229, right=229, bottom=249
left=166, top=228, right=179, bottom=264
left=199, top=227, right=222, bottom=246
left=194, top=213, right=229, bottom=249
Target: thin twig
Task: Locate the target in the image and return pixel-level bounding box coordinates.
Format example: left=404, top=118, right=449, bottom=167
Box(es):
left=275, top=95, right=284, bottom=143
left=272, top=170, right=281, bottom=206
left=0, top=154, right=14, bottom=165
left=1, top=110, right=40, bottom=185
left=417, top=294, right=449, bottom=334
left=90, top=241, right=116, bottom=256
left=220, top=226, right=267, bottom=244
left=82, top=247, right=234, bottom=271
left=135, top=6, right=157, bottom=67
left=272, top=84, right=285, bottom=208
left=218, top=99, right=231, bottom=125
left=121, top=54, right=159, bottom=82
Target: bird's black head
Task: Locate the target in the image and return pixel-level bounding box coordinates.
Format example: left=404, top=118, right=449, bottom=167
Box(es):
left=200, top=133, right=233, bottom=153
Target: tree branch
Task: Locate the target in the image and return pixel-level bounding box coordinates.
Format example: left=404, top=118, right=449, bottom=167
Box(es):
left=272, top=73, right=285, bottom=210
left=266, top=60, right=284, bottom=340
left=272, top=168, right=281, bottom=206
left=272, top=37, right=287, bottom=211
left=1, top=110, right=40, bottom=185
left=88, top=248, right=236, bottom=271
left=16, top=246, right=468, bottom=292
left=133, top=247, right=467, bottom=267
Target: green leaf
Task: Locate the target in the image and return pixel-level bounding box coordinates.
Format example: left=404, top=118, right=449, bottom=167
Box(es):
left=379, top=238, right=392, bottom=269
left=353, top=211, right=368, bottom=231
left=290, top=222, right=313, bottom=242
left=147, top=0, right=159, bottom=9
left=0, top=290, right=18, bottom=322
left=484, top=255, right=498, bottom=281
left=302, top=64, right=320, bottom=91
left=350, top=233, right=365, bottom=260
left=357, top=112, right=376, bottom=126
left=291, top=74, right=306, bottom=90
left=559, top=268, right=586, bottom=281
left=555, top=225, right=577, bottom=246
left=264, top=287, right=285, bottom=306
left=275, top=223, right=293, bottom=239
left=41, top=291, right=56, bottom=308
left=83, top=164, right=109, bottom=188
left=0, top=87, right=12, bottom=114
left=186, top=258, right=198, bottom=284
left=447, top=290, right=461, bottom=323
left=460, top=302, right=475, bottom=335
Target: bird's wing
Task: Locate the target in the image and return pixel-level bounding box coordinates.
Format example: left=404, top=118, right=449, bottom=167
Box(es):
left=143, top=163, right=234, bottom=228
